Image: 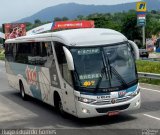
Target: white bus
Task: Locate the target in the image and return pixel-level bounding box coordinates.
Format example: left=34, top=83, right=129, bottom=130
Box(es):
left=5, top=28, right=141, bottom=118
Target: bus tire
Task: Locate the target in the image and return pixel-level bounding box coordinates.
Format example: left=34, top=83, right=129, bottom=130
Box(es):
left=54, top=93, right=67, bottom=117
left=19, top=81, right=27, bottom=100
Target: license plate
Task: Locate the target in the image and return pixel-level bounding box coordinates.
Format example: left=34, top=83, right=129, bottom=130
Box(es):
left=108, top=111, right=119, bottom=116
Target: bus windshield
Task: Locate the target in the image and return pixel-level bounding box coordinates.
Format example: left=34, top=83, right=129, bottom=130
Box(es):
left=70, top=43, right=138, bottom=93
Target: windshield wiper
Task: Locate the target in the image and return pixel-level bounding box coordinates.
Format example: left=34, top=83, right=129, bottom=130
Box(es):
left=94, top=50, right=111, bottom=93
left=95, top=65, right=129, bottom=93
left=110, top=65, right=128, bottom=89
left=94, top=67, right=106, bottom=93
left=104, top=49, right=128, bottom=89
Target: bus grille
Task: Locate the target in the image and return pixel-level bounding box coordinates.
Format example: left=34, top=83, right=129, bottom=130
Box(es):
left=96, top=104, right=130, bottom=113
left=91, top=96, right=133, bottom=105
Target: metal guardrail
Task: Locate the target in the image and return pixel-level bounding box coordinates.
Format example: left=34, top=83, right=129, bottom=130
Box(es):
left=140, top=58, right=160, bottom=62
left=138, top=72, right=160, bottom=80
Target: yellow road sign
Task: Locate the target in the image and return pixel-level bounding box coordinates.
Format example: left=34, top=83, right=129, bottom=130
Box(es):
left=136, top=2, right=147, bottom=12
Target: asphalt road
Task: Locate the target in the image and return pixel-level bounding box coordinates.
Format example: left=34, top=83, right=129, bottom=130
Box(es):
left=0, top=61, right=160, bottom=135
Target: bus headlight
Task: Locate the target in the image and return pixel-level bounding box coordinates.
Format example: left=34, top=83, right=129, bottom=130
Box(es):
left=131, top=88, right=140, bottom=97
left=77, top=97, right=96, bottom=104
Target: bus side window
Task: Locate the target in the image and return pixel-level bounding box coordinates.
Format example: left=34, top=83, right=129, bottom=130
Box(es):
left=13, top=43, right=17, bottom=61
left=43, top=42, right=54, bottom=67
left=5, top=43, right=14, bottom=62
left=16, top=43, right=31, bottom=64
left=27, top=42, right=53, bottom=66
left=54, top=42, right=73, bottom=86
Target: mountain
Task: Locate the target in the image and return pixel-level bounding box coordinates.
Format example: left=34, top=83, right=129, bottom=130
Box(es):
left=18, top=0, right=160, bottom=23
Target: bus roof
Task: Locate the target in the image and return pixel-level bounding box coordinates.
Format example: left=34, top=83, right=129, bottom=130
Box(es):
left=5, top=28, right=128, bottom=46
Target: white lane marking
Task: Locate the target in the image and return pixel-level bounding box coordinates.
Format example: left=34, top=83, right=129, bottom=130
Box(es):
left=140, top=87, right=160, bottom=93
left=144, top=114, right=160, bottom=121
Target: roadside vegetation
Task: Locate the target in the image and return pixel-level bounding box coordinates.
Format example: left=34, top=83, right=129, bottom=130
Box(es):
left=136, top=60, right=160, bottom=85
left=136, top=60, right=160, bottom=74
left=0, top=49, right=5, bottom=60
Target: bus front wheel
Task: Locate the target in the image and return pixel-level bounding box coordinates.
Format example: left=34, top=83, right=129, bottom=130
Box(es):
left=54, top=93, right=66, bottom=117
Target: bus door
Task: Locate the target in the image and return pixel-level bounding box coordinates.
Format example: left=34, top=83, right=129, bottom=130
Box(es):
left=54, top=42, right=77, bottom=115
left=61, top=79, right=77, bottom=115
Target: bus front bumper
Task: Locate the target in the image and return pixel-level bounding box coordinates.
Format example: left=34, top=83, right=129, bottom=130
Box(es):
left=75, top=92, right=141, bottom=118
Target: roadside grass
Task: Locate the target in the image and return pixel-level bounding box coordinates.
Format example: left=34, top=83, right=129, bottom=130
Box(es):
left=0, top=49, right=5, bottom=60
left=0, top=55, right=5, bottom=60
left=136, top=60, right=160, bottom=74
left=138, top=78, right=160, bottom=85
left=136, top=60, right=160, bottom=85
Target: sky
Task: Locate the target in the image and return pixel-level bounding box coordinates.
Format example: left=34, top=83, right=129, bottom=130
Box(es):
left=0, top=0, right=140, bottom=25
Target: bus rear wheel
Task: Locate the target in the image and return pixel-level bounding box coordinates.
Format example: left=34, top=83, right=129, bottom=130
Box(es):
left=20, top=82, right=27, bottom=100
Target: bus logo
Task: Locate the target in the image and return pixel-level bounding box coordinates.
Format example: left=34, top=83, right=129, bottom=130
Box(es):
left=111, top=99, right=116, bottom=104
left=25, top=66, right=37, bottom=85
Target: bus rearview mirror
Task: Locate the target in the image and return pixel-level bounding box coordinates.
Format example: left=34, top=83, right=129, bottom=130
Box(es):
left=128, top=40, right=139, bottom=60
left=63, top=46, right=75, bottom=71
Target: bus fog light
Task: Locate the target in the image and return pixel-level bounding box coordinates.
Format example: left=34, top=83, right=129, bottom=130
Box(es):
left=82, top=108, right=90, bottom=114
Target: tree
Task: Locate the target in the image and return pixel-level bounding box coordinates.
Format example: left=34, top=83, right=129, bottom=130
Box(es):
left=34, top=19, right=41, bottom=24
left=86, top=13, right=121, bottom=31
left=151, top=10, right=157, bottom=14
left=121, top=11, right=141, bottom=41
left=62, top=17, right=69, bottom=21
left=145, top=13, right=160, bottom=38
left=0, top=38, right=2, bottom=44
left=25, top=22, right=32, bottom=27
left=76, top=15, right=85, bottom=20
left=86, top=13, right=109, bottom=28
left=25, top=22, right=33, bottom=31
left=54, top=17, right=62, bottom=22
